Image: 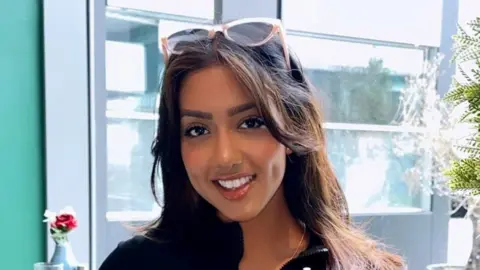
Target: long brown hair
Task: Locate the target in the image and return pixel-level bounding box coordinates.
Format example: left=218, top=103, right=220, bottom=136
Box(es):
left=147, top=34, right=405, bottom=269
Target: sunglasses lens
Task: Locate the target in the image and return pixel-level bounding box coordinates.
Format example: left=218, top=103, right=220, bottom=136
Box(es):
left=167, top=28, right=209, bottom=53
left=226, top=22, right=274, bottom=46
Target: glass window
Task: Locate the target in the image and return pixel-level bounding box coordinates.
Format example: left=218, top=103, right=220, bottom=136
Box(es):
left=288, top=35, right=425, bottom=125
left=456, top=0, right=480, bottom=82
left=107, top=0, right=214, bottom=19
left=103, top=0, right=433, bottom=220
left=326, top=128, right=426, bottom=214
left=287, top=33, right=431, bottom=213
left=458, top=0, right=480, bottom=28
left=104, top=5, right=213, bottom=217
left=282, top=0, right=443, bottom=47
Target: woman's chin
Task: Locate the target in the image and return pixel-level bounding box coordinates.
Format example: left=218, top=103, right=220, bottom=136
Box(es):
left=216, top=209, right=259, bottom=223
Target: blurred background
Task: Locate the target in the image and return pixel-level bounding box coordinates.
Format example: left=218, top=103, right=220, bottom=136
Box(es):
left=1, top=0, right=480, bottom=269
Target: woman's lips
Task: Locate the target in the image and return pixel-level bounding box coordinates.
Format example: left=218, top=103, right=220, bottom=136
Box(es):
left=214, top=174, right=256, bottom=200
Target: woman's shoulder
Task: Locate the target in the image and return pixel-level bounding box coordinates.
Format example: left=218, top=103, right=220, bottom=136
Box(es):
left=99, top=235, right=191, bottom=270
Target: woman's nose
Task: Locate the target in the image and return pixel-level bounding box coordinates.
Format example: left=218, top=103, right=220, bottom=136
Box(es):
left=214, top=129, right=242, bottom=170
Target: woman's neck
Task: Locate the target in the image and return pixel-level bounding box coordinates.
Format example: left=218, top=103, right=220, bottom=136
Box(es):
left=239, top=186, right=307, bottom=269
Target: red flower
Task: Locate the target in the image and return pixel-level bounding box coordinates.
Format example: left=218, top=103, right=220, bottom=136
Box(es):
left=51, top=214, right=77, bottom=232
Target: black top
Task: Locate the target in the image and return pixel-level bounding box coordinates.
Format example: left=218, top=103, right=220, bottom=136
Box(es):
left=99, top=220, right=329, bottom=270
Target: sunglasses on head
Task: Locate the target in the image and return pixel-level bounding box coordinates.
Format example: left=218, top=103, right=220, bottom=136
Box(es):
left=160, top=17, right=290, bottom=69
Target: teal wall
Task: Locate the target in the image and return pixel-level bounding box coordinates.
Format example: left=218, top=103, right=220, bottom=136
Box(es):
left=0, top=0, right=45, bottom=268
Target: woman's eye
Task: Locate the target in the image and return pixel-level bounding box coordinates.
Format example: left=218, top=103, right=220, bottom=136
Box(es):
left=239, top=117, right=266, bottom=129
left=184, top=126, right=209, bottom=137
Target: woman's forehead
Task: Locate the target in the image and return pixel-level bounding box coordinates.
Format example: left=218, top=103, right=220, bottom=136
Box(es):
left=179, top=65, right=254, bottom=109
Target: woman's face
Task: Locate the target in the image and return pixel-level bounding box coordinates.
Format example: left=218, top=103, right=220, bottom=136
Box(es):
left=179, top=65, right=290, bottom=222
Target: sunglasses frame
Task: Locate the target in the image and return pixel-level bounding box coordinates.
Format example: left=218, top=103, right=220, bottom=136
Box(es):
left=160, top=17, right=290, bottom=69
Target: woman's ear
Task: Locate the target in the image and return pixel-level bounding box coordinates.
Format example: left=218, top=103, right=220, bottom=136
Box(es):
left=286, top=147, right=293, bottom=155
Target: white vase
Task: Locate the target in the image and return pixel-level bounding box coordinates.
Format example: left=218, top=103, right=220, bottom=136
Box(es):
left=49, top=241, right=79, bottom=270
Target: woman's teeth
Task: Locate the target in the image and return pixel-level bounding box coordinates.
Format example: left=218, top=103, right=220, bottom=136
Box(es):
left=217, top=176, right=253, bottom=190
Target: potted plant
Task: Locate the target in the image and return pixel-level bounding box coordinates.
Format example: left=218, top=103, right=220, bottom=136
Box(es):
left=394, top=17, right=480, bottom=270
left=443, top=17, right=480, bottom=270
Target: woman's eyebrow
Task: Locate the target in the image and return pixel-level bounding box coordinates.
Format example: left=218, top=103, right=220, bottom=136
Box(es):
left=180, top=102, right=256, bottom=119
left=180, top=110, right=212, bottom=119
left=227, top=102, right=256, bottom=116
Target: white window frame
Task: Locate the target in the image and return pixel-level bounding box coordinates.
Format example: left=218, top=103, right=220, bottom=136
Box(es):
left=43, top=0, right=92, bottom=265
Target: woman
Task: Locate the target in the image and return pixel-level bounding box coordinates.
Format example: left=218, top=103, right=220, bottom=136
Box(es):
left=100, top=18, right=405, bottom=269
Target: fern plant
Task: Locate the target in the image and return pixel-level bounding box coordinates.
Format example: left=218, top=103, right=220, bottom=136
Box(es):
left=444, top=17, right=480, bottom=194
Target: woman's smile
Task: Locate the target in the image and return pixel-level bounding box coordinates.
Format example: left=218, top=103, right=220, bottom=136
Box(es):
left=213, top=174, right=257, bottom=200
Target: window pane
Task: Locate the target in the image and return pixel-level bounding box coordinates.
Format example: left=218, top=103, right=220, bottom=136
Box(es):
left=288, top=34, right=425, bottom=125
left=282, top=0, right=443, bottom=47
left=458, top=0, right=480, bottom=28
left=108, top=0, right=214, bottom=19
left=107, top=119, right=158, bottom=212
left=326, top=128, right=428, bottom=213
left=287, top=33, right=431, bottom=213
left=456, top=0, right=480, bottom=83
left=105, top=7, right=213, bottom=215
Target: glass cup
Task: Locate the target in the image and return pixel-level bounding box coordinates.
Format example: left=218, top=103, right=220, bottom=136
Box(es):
left=34, top=262, right=64, bottom=270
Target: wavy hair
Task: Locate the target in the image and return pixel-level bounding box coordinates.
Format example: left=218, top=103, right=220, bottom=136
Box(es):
left=146, top=34, right=405, bottom=269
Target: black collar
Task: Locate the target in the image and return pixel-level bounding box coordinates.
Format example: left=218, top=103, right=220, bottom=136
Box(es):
left=192, top=218, right=329, bottom=269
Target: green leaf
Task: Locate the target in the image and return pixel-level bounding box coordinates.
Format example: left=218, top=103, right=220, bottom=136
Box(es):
left=434, top=17, right=480, bottom=194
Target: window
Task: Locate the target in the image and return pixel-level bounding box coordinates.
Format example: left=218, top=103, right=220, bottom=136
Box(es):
left=285, top=25, right=432, bottom=214
left=103, top=1, right=434, bottom=218
left=107, top=0, right=214, bottom=19
left=104, top=5, right=214, bottom=219
left=458, top=0, right=480, bottom=28
left=282, top=0, right=443, bottom=47
left=456, top=0, right=480, bottom=84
